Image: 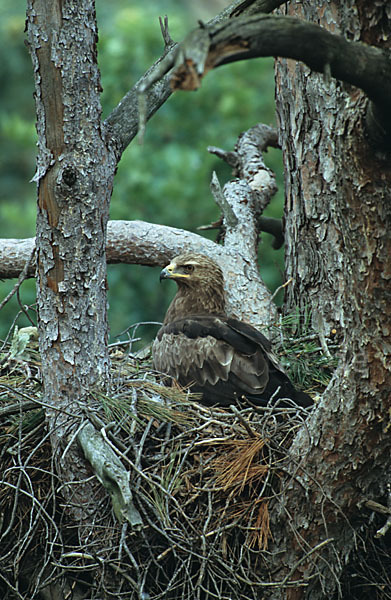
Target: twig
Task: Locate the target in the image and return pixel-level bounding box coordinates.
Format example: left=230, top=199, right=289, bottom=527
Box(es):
left=230, top=405, right=258, bottom=438
left=209, top=171, right=238, bottom=227
left=0, top=246, right=36, bottom=312
left=0, top=400, right=38, bottom=418
left=365, top=494, right=391, bottom=538
left=16, top=287, right=36, bottom=326
left=207, top=145, right=239, bottom=168
left=0, top=383, right=82, bottom=418
left=364, top=499, right=391, bottom=516
left=375, top=516, right=391, bottom=538
left=159, top=15, right=174, bottom=49
left=280, top=538, right=335, bottom=585
left=270, top=277, right=293, bottom=302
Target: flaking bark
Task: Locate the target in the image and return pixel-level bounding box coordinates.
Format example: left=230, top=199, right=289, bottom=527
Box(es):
left=26, top=0, right=117, bottom=516
left=269, top=2, right=391, bottom=599
left=3, top=1, right=390, bottom=596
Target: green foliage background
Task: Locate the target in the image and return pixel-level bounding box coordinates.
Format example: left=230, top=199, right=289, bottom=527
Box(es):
left=0, top=0, right=284, bottom=345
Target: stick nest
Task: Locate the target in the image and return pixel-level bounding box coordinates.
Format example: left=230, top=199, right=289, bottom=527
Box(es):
left=0, top=322, right=388, bottom=600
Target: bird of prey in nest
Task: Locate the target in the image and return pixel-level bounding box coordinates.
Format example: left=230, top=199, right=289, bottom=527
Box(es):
left=152, top=252, right=312, bottom=408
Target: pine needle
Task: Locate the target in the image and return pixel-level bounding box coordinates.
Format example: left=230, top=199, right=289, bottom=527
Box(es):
left=211, top=437, right=268, bottom=494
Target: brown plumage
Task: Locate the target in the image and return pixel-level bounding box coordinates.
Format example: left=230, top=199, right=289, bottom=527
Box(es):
left=152, top=253, right=312, bottom=408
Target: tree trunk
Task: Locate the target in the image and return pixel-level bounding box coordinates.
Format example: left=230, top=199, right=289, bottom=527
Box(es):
left=26, top=0, right=116, bottom=507
left=271, top=2, right=391, bottom=598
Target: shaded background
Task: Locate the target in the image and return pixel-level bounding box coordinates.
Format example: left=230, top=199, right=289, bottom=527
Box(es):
left=0, top=0, right=284, bottom=345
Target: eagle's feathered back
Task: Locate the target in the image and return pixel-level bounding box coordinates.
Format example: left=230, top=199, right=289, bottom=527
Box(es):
left=152, top=253, right=312, bottom=408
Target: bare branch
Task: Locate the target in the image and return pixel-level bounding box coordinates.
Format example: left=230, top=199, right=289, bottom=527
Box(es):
left=0, top=247, right=36, bottom=312
left=209, top=171, right=238, bottom=228
left=78, top=422, right=143, bottom=529
left=1, top=124, right=282, bottom=328
left=104, top=0, right=284, bottom=157
left=168, top=15, right=391, bottom=149
left=159, top=15, right=174, bottom=50
left=207, top=145, right=239, bottom=168
left=0, top=221, right=275, bottom=327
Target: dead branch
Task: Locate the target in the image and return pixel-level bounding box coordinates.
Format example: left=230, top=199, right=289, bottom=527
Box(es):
left=138, top=13, right=391, bottom=150
left=104, top=0, right=284, bottom=155
left=0, top=220, right=275, bottom=327
left=0, top=124, right=281, bottom=328
left=78, top=422, right=143, bottom=529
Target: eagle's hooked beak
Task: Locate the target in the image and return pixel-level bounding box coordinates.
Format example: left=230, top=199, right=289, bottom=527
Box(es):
left=159, top=266, right=172, bottom=282
left=159, top=261, right=191, bottom=282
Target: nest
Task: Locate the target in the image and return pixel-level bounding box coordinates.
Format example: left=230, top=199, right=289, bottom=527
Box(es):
left=0, top=322, right=389, bottom=600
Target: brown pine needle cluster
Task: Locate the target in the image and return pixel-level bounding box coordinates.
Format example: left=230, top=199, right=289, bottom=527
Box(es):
left=211, top=437, right=268, bottom=494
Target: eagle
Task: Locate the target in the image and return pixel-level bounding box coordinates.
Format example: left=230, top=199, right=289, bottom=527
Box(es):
left=152, top=253, right=312, bottom=408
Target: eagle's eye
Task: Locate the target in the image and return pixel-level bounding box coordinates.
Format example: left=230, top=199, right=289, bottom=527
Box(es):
left=182, top=264, right=194, bottom=274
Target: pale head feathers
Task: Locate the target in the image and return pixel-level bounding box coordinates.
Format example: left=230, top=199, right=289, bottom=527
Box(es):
left=161, top=253, right=226, bottom=322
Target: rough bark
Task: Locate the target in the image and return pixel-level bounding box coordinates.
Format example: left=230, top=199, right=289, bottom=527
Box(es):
left=5, top=1, right=390, bottom=596
left=268, top=2, right=391, bottom=599
left=25, top=0, right=117, bottom=513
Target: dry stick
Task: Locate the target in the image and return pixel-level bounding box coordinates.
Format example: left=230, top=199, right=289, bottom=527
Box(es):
left=280, top=538, right=336, bottom=586
left=365, top=499, right=391, bottom=516
left=230, top=405, right=258, bottom=438
left=0, top=401, right=38, bottom=417
left=0, top=383, right=82, bottom=419
left=270, top=277, right=293, bottom=302
left=0, top=246, right=36, bottom=312
left=16, top=285, right=36, bottom=326
left=100, top=427, right=200, bottom=537
left=209, top=171, right=238, bottom=227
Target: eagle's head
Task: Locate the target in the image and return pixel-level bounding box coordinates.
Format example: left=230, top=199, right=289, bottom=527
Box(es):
left=160, top=253, right=223, bottom=288
left=160, top=253, right=226, bottom=319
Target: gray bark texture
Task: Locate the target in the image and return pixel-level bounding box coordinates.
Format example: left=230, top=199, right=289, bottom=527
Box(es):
left=0, top=217, right=275, bottom=328
left=269, top=2, right=391, bottom=599
left=25, top=0, right=117, bottom=509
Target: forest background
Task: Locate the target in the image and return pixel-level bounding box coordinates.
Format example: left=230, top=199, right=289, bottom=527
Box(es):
left=0, top=0, right=284, bottom=343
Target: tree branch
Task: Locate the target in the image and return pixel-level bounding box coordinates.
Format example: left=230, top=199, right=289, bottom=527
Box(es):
left=78, top=422, right=143, bottom=529
left=207, top=123, right=279, bottom=264
left=0, top=220, right=275, bottom=328
left=103, top=0, right=284, bottom=157
left=168, top=15, right=391, bottom=149
left=1, top=123, right=280, bottom=328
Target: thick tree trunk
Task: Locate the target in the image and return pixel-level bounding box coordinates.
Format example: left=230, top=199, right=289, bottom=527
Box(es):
left=26, top=0, right=116, bottom=509
left=271, top=2, right=391, bottom=598
left=276, top=0, right=391, bottom=334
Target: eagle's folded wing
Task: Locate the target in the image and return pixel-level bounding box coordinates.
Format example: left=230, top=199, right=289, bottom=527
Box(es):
left=153, top=315, right=273, bottom=404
